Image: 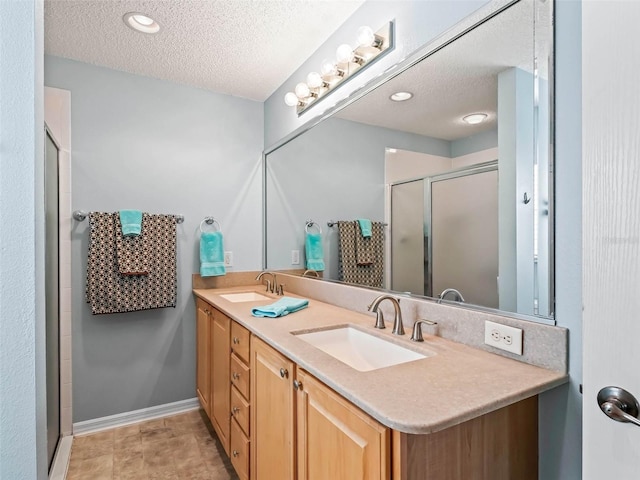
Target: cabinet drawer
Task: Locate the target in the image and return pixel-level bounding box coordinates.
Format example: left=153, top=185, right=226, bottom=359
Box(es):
left=230, top=417, right=250, bottom=480
left=231, top=322, right=251, bottom=363
left=231, top=385, right=250, bottom=436
left=231, top=353, right=250, bottom=400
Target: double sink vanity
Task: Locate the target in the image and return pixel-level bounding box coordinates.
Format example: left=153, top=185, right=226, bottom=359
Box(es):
left=192, top=272, right=567, bottom=480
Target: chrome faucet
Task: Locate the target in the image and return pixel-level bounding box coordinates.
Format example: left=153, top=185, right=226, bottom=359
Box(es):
left=367, top=295, right=405, bottom=335
left=437, top=288, right=465, bottom=303
left=255, top=271, right=276, bottom=294
left=302, top=269, right=319, bottom=278
left=410, top=319, right=438, bottom=342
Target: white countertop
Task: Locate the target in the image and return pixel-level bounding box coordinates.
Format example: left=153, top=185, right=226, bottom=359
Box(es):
left=194, top=286, right=567, bottom=435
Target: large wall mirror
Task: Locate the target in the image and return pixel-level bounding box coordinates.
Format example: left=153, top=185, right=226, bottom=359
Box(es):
left=265, top=0, right=555, bottom=324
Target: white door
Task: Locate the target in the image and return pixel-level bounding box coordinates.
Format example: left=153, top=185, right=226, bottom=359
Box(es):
left=583, top=2, right=640, bottom=477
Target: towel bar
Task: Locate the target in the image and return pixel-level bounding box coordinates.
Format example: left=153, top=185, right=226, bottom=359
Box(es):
left=305, top=220, right=322, bottom=234
left=327, top=220, right=388, bottom=227
left=200, top=216, right=221, bottom=233
left=72, top=210, right=184, bottom=224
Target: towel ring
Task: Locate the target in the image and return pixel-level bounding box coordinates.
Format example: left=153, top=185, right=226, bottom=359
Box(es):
left=305, top=220, right=322, bottom=234
left=200, top=216, right=221, bottom=233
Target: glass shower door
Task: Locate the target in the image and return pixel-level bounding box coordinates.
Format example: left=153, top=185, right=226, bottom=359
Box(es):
left=45, top=128, right=60, bottom=469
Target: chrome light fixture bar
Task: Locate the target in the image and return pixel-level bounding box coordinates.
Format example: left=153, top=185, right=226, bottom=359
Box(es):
left=284, top=21, right=394, bottom=115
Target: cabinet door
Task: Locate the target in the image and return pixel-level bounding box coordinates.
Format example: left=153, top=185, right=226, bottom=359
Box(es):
left=211, top=308, right=231, bottom=454
left=250, top=336, right=296, bottom=480
left=296, top=369, right=390, bottom=480
left=195, top=299, right=211, bottom=415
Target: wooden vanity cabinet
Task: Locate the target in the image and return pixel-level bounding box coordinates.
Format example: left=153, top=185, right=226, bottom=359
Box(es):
left=210, top=308, right=231, bottom=455
left=195, top=299, right=212, bottom=416
left=230, top=321, right=252, bottom=480
left=250, top=337, right=389, bottom=480
left=250, top=336, right=296, bottom=480
left=296, top=369, right=390, bottom=480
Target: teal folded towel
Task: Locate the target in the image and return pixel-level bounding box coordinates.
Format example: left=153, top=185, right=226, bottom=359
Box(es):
left=119, top=210, right=143, bottom=237
left=305, top=232, right=325, bottom=271
left=251, top=296, right=309, bottom=318
left=200, top=231, right=226, bottom=277
left=357, top=218, right=372, bottom=238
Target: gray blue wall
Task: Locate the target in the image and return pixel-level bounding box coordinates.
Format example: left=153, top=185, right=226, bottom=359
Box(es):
left=45, top=56, right=264, bottom=422
left=538, top=1, right=583, bottom=478
left=0, top=1, right=47, bottom=479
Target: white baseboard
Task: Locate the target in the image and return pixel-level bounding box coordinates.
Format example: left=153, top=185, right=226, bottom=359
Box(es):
left=73, top=397, right=200, bottom=436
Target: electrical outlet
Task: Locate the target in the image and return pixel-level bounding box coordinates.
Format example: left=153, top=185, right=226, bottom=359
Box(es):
left=291, top=250, right=300, bottom=265
left=484, top=320, right=523, bottom=355
left=224, top=251, right=233, bottom=267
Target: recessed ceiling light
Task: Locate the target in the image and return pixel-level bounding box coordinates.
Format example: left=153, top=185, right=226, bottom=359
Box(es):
left=123, top=12, right=160, bottom=34
left=387, top=148, right=397, bottom=153
left=462, top=113, right=488, bottom=125
left=389, top=91, right=413, bottom=102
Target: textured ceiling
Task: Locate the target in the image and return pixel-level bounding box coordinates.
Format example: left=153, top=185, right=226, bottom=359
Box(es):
left=44, top=0, right=364, bottom=101
left=336, top=0, right=540, bottom=141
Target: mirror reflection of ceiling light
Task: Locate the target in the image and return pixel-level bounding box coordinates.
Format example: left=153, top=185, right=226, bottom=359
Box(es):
left=284, top=21, right=394, bottom=115
left=462, top=113, right=488, bottom=124
left=389, top=91, right=413, bottom=102
left=123, top=12, right=160, bottom=34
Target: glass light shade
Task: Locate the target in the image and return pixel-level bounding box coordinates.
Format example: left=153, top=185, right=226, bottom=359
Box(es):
left=306, top=72, right=323, bottom=89
left=295, top=82, right=311, bottom=99
left=357, top=26, right=375, bottom=47
left=284, top=92, right=299, bottom=107
left=132, top=14, right=154, bottom=26
left=321, top=59, right=338, bottom=76
left=336, top=44, right=354, bottom=64
left=462, top=113, right=488, bottom=124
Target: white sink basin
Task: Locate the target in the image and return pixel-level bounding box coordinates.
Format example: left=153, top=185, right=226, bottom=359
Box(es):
left=220, top=292, right=272, bottom=303
left=294, top=326, right=428, bottom=372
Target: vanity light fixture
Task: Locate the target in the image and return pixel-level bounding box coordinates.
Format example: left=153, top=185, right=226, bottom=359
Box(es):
left=462, top=113, right=488, bottom=125
left=123, top=12, right=160, bottom=34
left=284, top=21, right=394, bottom=115
left=389, top=91, right=413, bottom=102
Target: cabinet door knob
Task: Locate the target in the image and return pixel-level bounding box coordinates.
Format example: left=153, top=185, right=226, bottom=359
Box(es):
left=232, top=372, right=240, bottom=380
left=233, top=337, right=239, bottom=344
left=232, top=406, right=240, bottom=414
left=232, top=450, right=239, bottom=457
left=280, top=368, right=288, bottom=378
left=293, top=379, right=303, bottom=391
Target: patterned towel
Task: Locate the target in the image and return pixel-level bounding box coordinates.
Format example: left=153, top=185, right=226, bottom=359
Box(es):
left=337, top=221, right=384, bottom=288
left=86, top=212, right=177, bottom=315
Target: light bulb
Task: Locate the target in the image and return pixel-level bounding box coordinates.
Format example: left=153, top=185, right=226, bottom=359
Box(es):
left=307, top=72, right=323, bottom=89
left=284, top=92, right=299, bottom=107
left=336, top=44, right=354, bottom=64
left=321, top=59, right=337, bottom=76
left=357, top=26, right=375, bottom=47
left=295, top=82, right=311, bottom=99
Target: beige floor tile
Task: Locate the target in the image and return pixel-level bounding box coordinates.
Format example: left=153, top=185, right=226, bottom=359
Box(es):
left=68, top=411, right=237, bottom=480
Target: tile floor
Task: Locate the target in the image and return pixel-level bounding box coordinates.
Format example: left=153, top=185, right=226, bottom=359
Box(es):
left=66, top=409, right=238, bottom=480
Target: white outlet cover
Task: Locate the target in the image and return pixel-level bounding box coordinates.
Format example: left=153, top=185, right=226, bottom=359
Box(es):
left=484, top=320, right=523, bottom=355
left=224, top=251, right=233, bottom=267
left=291, top=249, right=300, bottom=265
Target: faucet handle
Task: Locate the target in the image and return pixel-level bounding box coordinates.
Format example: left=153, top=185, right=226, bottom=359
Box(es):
left=410, top=319, right=438, bottom=342
left=264, top=279, right=271, bottom=293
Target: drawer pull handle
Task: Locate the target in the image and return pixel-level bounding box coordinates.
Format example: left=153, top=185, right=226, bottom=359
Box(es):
left=232, top=406, right=240, bottom=414
left=232, top=450, right=239, bottom=457
left=280, top=368, right=288, bottom=378
left=293, top=379, right=303, bottom=391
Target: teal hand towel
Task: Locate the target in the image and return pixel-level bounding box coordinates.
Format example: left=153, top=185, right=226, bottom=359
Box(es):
left=251, top=297, right=309, bottom=318
left=200, top=231, right=226, bottom=277
left=357, top=218, right=372, bottom=238
left=305, top=232, right=325, bottom=271
left=119, top=210, right=143, bottom=237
